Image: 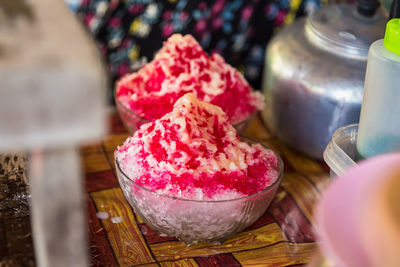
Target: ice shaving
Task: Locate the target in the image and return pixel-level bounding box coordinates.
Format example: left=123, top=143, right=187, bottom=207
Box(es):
left=115, top=93, right=278, bottom=201
left=116, top=34, right=264, bottom=125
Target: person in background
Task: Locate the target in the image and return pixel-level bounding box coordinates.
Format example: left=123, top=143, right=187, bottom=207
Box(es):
left=68, top=0, right=322, bottom=101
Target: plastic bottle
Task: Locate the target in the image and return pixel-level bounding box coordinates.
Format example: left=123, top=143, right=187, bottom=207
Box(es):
left=356, top=19, right=400, bottom=159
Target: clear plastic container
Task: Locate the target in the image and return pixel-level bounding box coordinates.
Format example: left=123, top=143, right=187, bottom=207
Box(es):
left=323, top=124, right=358, bottom=178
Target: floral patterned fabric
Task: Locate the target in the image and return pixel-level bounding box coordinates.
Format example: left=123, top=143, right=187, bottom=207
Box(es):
left=76, top=0, right=322, bottom=99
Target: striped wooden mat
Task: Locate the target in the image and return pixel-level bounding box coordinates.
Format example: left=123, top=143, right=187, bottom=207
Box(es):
left=82, top=112, right=330, bottom=266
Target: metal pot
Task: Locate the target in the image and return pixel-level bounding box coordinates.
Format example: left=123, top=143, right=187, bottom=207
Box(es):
left=262, top=2, right=387, bottom=159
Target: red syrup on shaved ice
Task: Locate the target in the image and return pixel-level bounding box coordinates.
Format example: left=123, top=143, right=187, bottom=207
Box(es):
left=115, top=34, right=263, bottom=132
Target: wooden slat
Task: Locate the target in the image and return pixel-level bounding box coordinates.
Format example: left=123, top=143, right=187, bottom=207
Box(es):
left=106, top=150, right=117, bottom=171
left=91, top=188, right=155, bottom=266
left=85, top=170, right=119, bottom=192
left=80, top=141, right=103, bottom=155
left=109, top=112, right=129, bottom=133
left=87, top=196, right=118, bottom=266
left=242, top=114, right=273, bottom=141
left=102, top=133, right=132, bottom=172
left=280, top=173, right=321, bottom=226
left=268, top=188, right=316, bottom=242
left=139, top=223, right=178, bottom=244
left=259, top=139, right=282, bottom=153
left=150, top=223, right=286, bottom=261
left=263, top=139, right=329, bottom=195
left=135, top=263, right=159, bottom=267
left=195, top=253, right=241, bottom=267
left=272, top=140, right=326, bottom=176
left=160, top=258, right=199, bottom=267
left=103, top=133, right=131, bottom=152
left=233, top=241, right=317, bottom=267
left=82, top=152, right=111, bottom=173
left=243, top=211, right=275, bottom=231
left=306, top=173, right=330, bottom=194
left=136, top=214, right=144, bottom=224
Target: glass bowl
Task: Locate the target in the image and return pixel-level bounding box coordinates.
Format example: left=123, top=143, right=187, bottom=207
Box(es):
left=115, top=139, right=283, bottom=245
left=115, top=94, right=255, bottom=135
left=115, top=96, right=150, bottom=134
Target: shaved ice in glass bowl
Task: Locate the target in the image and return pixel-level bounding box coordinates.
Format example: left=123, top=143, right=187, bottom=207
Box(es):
left=115, top=34, right=263, bottom=134
left=115, top=93, right=281, bottom=245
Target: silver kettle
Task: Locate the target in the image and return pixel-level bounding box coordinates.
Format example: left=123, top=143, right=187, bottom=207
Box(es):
left=262, top=1, right=387, bottom=159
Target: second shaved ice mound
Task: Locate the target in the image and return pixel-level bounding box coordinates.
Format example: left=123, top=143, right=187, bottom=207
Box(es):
left=116, top=34, right=264, bottom=125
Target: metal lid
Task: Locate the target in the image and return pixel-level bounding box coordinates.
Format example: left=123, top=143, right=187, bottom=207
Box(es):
left=306, top=4, right=387, bottom=59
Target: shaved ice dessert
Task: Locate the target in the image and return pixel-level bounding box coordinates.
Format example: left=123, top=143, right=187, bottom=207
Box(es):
left=115, top=93, right=281, bottom=244
left=116, top=93, right=278, bottom=200
left=115, top=34, right=263, bottom=133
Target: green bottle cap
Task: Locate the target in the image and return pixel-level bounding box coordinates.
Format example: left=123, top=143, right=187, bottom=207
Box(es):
left=384, top=19, right=400, bottom=56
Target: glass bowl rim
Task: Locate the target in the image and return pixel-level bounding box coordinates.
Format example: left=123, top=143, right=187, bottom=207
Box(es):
left=115, top=136, right=284, bottom=203
left=114, top=87, right=151, bottom=124
left=114, top=85, right=257, bottom=127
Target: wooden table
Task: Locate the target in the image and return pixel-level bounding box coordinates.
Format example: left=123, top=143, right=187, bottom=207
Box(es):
left=82, top=112, right=330, bottom=266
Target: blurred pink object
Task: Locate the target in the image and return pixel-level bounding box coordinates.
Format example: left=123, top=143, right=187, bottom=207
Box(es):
left=316, top=153, right=400, bottom=267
